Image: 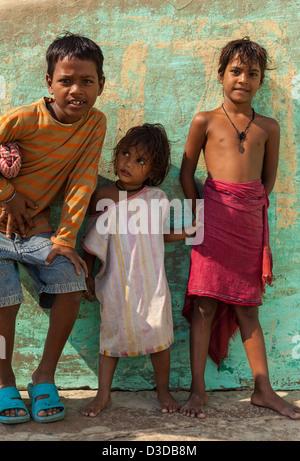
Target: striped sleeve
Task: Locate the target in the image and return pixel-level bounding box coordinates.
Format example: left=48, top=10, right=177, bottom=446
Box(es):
left=51, top=114, right=107, bottom=248
left=0, top=112, right=18, bottom=200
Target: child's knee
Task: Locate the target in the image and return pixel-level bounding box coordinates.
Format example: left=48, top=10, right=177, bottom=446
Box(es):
left=65, top=290, right=84, bottom=303
left=193, top=296, right=217, bottom=319
left=234, top=305, right=259, bottom=322
left=55, top=290, right=84, bottom=307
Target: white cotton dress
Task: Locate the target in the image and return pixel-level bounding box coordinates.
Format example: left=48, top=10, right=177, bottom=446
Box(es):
left=81, top=186, right=174, bottom=357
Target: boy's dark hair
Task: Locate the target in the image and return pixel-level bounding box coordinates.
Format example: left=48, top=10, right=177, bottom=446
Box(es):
left=218, top=37, right=268, bottom=83
left=112, top=124, right=171, bottom=186
left=46, top=32, right=104, bottom=81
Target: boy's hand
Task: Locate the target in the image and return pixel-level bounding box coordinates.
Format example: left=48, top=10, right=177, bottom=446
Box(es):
left=0, top=190, right=38, bottom=238
left=84, top=274, right=96, bottom=302
left=45, top=243, right=88, bottom=278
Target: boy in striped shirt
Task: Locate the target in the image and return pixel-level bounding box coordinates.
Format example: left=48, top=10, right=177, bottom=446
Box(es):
left=0, top=33, right=106, bottom=424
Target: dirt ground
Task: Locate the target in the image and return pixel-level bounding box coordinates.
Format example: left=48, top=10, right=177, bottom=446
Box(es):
left=0, top=388, right=299, bottom=442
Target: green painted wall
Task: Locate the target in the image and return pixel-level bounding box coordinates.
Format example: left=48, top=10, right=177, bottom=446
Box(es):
left=0, top=0, right=299, bottom=390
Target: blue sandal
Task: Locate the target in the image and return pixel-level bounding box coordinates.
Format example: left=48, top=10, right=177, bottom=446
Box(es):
left=27, top=382, right=65, bottom=423
left=0, top=387, right=30, bottom=424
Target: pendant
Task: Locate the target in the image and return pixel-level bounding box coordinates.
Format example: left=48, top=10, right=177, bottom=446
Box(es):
left=239, top=132, right=247, bottom=141
left=238, top=132, right=246, bottom=153
left=221, top=104, right=255, bottom=155
left=239, top=143, right=245, bottom=154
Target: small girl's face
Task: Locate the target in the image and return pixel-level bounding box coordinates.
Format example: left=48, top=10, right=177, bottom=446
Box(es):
left=116, top=144, right=152, bottom=189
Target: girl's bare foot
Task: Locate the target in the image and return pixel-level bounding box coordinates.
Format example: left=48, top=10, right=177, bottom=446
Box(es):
left=251, top=388, right=300, bottom=420
left=81, top=394, right=112, bottom=418
left=157, top=390, right=180, bottom=413
left=179, top=392, right=207, bottom=418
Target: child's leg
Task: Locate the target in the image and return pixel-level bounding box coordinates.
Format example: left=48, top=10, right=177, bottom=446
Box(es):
left=0, top=304, right=28, bottom=418
left=81, top=354, right=119, bottom=417
left=180, top=296, right=218, bottom=418
left=234, top=305, right=300, bottom=419
left=150, top=348, right=180, bottom=413
left=31, top=290, right=82, bottom=418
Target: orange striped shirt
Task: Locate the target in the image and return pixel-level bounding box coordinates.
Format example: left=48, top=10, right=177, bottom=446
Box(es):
left=0, top=97, right=106, bottom=248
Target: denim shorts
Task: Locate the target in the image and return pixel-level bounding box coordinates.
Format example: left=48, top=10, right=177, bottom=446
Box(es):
left=0, top=231, right=87, bottom=308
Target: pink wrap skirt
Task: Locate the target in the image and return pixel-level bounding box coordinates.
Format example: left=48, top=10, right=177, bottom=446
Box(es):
left=183, top=178, right=273, bottom=367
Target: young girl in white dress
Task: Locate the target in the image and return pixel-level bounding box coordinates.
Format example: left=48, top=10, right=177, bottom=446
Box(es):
left=80, top=123, right=194, bottom=417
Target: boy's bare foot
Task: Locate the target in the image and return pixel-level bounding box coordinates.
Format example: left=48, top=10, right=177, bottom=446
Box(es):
left=81, top=394, right=112, bottom=418
left=179, top=392, right=207, bottom=418
left=251, top=388, right=300, bottom=420
left=157, top=390, right=180, bottom=413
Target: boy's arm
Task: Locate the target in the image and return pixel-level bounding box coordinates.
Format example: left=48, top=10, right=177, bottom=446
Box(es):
left=80, top=188, right=108, bottom=300
left=0, top=191, right=38, bottom=238
left=51, top=117, right=106, bottom=247
left=45, top=242, right=88, bottom=277
left=261, top=119, right=280, bottom=196
left=180, top=113, right=207, bottom=213
left=164, top=202, right=202, bottom=243
left=0, top=177, right=14, bottom=202
left=0, top=112, right=37, bottom=237
left=46, top=116, right=106, bottom=271
left=0, top=110, right=20, bottom=201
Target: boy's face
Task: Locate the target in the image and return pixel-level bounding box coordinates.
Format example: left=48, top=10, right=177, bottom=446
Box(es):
left=46, top=57, right=104, bottom=124
left=218, top=55, right=262, bottom=105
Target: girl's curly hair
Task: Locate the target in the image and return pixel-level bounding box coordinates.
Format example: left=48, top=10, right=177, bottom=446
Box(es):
left=112, top=123, right=171, bottom=186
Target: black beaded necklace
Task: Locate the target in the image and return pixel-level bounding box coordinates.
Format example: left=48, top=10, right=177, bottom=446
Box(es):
left=115, top=180, right=144, bottom=193
left=222, top=103, right=255, bottom=153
